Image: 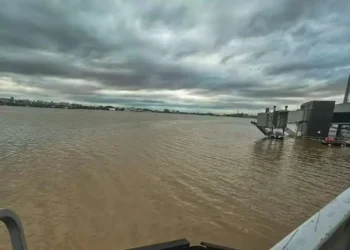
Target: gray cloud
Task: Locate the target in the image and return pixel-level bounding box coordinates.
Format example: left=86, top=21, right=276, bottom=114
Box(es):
left=0, top=0, right=350, bottom=112
left=265, top=56, right=350, bottom=76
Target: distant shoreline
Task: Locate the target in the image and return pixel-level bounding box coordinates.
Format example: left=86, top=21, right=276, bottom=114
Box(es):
left=0, top=97, right=256, bottom=118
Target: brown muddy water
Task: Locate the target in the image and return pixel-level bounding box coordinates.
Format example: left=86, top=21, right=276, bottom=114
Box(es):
left=0, top=106, right=349, bottom=250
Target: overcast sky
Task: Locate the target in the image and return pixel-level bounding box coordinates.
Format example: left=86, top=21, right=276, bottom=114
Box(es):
left=1, top=0, right=349, bottom=113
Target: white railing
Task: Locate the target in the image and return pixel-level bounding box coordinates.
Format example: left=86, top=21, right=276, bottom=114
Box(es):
left=271, top=187, right=350, bottom=250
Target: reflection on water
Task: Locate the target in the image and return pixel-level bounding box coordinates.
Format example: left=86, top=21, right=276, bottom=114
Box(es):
left=0, top=106, right=349, bottom=250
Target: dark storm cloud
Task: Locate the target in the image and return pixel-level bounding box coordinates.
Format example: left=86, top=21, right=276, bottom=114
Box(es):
left=265, top=57, right=350, bottom=76
left=1, top=0, right=350, bottom=111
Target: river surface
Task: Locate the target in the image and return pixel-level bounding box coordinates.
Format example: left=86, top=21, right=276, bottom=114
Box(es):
left=0, top=106, right=349, bottom=250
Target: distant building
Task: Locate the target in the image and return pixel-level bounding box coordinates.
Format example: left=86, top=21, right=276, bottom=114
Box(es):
left=10, top=96, right=15, bottom=104
left=59, top=102, right=69, bottom=107
left=125, top=107, right=136, bottom=112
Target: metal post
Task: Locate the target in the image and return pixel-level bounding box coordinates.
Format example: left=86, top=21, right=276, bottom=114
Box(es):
left=283, top=106, right=287, bottom=138
left=0, top=209, right=28, bottom=250
left=272, top=106, right=276, bottom=134
left=336, top=124, right=342, bottom=138
left=343, top=73, right=350, bottom=103
left=336, top=73, right=350, bottom=138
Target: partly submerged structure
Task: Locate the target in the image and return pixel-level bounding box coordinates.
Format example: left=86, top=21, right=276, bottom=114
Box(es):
left=252, top=74, right=350, bottom=139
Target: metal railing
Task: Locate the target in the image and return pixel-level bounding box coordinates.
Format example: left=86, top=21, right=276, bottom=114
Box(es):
left=0, top=209, right=27, bottom=250
left=271, top=187, right=350, bottom=250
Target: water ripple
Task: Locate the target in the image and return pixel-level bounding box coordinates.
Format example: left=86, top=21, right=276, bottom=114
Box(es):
left=0, top=107, right=349, bottom=250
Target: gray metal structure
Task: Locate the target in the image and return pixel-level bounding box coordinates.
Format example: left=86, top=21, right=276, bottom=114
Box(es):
left=297, top=101, right=335, bottom=138
left=253, top=73, right=350, bottom=138
left=253, top=101, right=350, bottom=138
left=336, top=73, right=350, bottom=136
left=0, top=209, right=27, bottom=250
left=253, top=106, right=289, bottom=138
left=343, top=73, right=350, bottom=104
left=273, top=110, right=288, bottom=130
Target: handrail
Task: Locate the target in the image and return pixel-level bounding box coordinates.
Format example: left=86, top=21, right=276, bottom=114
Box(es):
left=270, top=187, right=350, bottom=250
left=0, top=209, right=28, bottom=250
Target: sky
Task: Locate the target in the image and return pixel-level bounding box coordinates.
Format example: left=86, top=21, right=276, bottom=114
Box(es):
left=0, top=0, right=349, bottom=113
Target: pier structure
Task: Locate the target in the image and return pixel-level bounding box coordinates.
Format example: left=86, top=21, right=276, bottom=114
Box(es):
left=252, top=74, right=350, bottom=139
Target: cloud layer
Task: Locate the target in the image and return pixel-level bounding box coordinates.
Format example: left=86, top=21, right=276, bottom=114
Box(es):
left=1, top=0, right=350, bottom=112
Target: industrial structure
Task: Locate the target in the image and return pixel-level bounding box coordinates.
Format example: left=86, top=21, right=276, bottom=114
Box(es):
left=252, top=74, right=350, bottom=139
